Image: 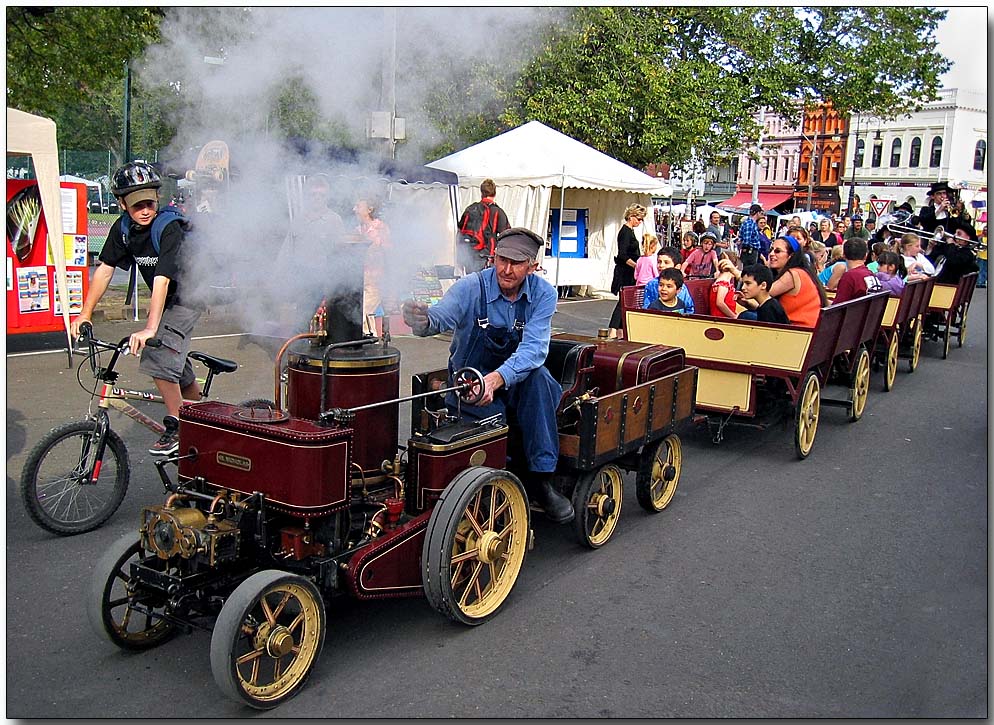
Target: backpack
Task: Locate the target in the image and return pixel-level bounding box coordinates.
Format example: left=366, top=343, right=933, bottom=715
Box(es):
left=118, top=204, right=190, bottom=254
left=458, top=200, right=501, bottom=254
left=119, top=205, right=191, bottom=304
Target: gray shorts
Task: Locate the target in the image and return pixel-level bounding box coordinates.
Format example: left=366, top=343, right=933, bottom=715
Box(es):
left=139, top=304, right=201, bottom=388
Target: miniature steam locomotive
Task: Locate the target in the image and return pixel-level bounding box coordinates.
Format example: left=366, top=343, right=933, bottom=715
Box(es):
left=88, top=296, right=698, bottom=709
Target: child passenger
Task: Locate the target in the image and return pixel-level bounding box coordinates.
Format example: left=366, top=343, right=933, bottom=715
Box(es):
left=874, top=251, right=906, bottom=297
left=642, top=247, right=696, bottom=313
left=647, top=268, right=687, bottom=313
left=711, top=254, right=740, bottom=318
left=737, top=264, right=789, bottom=324
left=634, top=233, right=661, bottom=285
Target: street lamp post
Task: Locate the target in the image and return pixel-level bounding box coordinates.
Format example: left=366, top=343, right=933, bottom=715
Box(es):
left=751, top=107, right=765, bottom=205
left=847, top=112, right=862, bottom=216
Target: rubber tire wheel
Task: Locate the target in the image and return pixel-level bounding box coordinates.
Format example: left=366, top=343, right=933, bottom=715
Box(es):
left=211, top=570, right=326, bottom=710
left=21, top=419, right=130, bottom=536
left=883, top=333, right=899, bottom=392
left=88, top=533, right=175, bottom=651
left=571, top=464, right=624, bottom=549
left=422, top=467, right=530, bottom=626
left=909, top=318, right=923, bottom=373
left=794, top=372, right=820, bottom=460
left=635, top=433, right=682, bottom=513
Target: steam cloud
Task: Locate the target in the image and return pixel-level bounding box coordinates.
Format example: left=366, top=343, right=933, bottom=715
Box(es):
left=134, top=7, right=558, bottom=342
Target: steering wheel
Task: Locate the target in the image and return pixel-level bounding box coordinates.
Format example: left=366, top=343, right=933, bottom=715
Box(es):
left=452, top=367, right=486, bottom=405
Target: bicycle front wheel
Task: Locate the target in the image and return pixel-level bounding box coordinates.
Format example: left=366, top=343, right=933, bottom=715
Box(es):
left=20, top=419, right=130, bottom=536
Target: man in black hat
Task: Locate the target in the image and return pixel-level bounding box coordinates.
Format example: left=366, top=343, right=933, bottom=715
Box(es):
left=843, top=215, right=870, bottom=241
left=402, top=227, right=574, bottom=523
left=927, top=217, right=980, bottom=285
left=918, top=181, right=954, bottom=234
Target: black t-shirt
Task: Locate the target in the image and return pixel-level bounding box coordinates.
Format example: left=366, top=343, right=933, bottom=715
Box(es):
left=99, top=213, right=185, bottom=307
left=756, top=296, right=789, bottom=324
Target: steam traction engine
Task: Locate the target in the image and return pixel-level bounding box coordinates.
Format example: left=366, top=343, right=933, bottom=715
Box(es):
left=88, top=296, right=698, bottom=709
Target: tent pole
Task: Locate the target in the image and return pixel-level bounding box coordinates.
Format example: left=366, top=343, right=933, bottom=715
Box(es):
left=554, top=166, right=565, bottom=296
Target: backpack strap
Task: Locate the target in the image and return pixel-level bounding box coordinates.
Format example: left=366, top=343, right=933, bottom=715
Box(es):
left=149, top=207, right=188, bottom=254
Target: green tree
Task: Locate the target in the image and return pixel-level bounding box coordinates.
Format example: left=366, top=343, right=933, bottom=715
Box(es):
left=6, top=7, right=167, bottom=161
left=496, top=7, right=950, bottom=168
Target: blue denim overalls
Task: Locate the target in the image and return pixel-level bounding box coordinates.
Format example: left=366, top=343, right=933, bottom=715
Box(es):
left=445, top=273, right=562, bottom=473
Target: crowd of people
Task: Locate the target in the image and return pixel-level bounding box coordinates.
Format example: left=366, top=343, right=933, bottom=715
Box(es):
left=621, top=180, right=986, bottom=332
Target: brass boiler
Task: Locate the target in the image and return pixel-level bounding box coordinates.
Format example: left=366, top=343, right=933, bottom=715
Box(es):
left=286, top=338, right=400, bottom=475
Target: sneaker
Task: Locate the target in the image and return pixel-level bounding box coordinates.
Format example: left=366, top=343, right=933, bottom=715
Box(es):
left=150, top=415, right=180, bottom=456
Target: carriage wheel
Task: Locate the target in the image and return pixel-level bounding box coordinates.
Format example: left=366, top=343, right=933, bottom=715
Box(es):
left=849, top=347, right=871, bottom=422
left=210, top=570, right=325, bottom=709
left=88, top=533, right=175, bottom=651
left=883, top=333, right=899, bottom=392
left=422, top=468, right=529, bottom=625
left=957, top=304, right=969, bottom=347
left=571, top=464, right=624, bottom=548
left=942, top=317, right=951, bottom=359
left=909, top=317, right=923, bottom=373
left=635, top=434, right=682, bottom=513
left=794, top=372, right=820, bottom=460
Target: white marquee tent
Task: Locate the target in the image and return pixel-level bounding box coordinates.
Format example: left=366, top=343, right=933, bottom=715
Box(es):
left=7, top=108, right=71, bottom=347
left=426, top=121, right=668, bottom=290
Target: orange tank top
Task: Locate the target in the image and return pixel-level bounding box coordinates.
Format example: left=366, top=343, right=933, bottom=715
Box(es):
left=777, top=269, right=821, bottom=328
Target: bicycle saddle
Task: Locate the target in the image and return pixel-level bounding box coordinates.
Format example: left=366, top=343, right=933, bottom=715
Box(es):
left=188, top=351, right=238, bottom=374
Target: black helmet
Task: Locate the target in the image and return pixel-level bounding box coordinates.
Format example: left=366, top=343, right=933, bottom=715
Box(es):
left=111, top=161, right=161, bottom=197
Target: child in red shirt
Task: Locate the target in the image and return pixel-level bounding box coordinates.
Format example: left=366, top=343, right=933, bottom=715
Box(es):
left=710, top=253, right=740, bottom=318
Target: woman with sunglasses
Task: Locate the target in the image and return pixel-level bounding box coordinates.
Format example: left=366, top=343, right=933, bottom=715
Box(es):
left=728, top=234, right=826, bottom=327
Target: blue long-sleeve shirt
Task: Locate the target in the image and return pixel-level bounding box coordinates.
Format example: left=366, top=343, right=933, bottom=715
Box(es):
left=739, top=217, right=766, bottom=256
left=414, top=268, right=557, bottom=387
left=642, top=277, right=695, bottom=314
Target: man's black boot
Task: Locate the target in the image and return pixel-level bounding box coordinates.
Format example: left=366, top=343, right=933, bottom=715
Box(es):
left=526, top=472, right=574, bottom=524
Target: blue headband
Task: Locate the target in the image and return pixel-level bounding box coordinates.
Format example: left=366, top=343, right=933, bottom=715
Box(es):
left=779, top=234, right=800, bottom=254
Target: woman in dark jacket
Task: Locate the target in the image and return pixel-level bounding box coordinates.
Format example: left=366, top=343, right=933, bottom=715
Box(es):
left=609, top=203, right=646, bottom=337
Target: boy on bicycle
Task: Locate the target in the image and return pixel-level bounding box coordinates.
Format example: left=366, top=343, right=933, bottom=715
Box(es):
left=71, top=161, right=200, bottom=456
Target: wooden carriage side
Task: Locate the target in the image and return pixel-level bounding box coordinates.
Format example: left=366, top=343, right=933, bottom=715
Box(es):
left=626, top=309, right=816, bottom=415
left=558, top=365, right=697, bottom=471
left=626, top=291, right=889, bottom=416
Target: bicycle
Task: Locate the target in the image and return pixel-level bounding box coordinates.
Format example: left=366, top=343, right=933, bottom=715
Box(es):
left=19, top=321, right=240, bottom=536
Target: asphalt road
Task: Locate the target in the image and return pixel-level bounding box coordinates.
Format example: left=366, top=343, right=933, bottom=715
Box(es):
left=5, top=294, right=988, bottom=718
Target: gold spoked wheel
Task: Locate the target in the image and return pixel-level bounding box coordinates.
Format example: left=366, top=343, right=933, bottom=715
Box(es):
left=909, top=317, right=923, bottom=372
left=571, top=464, right=624, bottom=548
left=210, top=571, right=325, bottom=709
left=958, top=304, right=969, bottom=347
left=849, top=347, right=871, bottom=422
left=88, top=533, right=175, bottom=651
left=883, top=332, right=899, bottom=392
left=636, top=434, right=682, bottom=513
left=794, top=372, right=820, bottom=459
left=422, top=467, right=529, bottom=625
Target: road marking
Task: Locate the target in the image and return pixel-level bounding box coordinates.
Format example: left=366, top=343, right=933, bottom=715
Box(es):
left=7, top=332, right=252, bottom=358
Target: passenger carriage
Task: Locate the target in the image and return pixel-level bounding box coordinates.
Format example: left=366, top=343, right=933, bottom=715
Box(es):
left=623, top=287, right=890, bottom=459
left=924, top=271, right=979, bottom=359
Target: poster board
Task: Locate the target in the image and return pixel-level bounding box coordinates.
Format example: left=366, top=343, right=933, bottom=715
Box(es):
left=6, top=180, right=89, bottom=334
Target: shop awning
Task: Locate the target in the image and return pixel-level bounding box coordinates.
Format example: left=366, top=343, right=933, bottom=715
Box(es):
left=715, top=191, right=794, bottom=212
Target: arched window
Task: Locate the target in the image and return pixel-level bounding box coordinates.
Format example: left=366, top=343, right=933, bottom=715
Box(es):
left=929, top=137, right=942, bottom=168
left=909, top=137, right=922, bottom=167
left=855, top=139, right=865, bottom=167
left=974, top=140, right=987, bottom=171
left=890, top=138, right=902, bottom=168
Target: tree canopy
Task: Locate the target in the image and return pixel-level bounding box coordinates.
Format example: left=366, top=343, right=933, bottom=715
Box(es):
left=6, top=7, right=952, bottom=173
left=495, top=7, right=950, bottom=168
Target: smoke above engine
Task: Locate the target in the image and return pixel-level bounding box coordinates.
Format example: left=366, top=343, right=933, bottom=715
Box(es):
left=133, top=7, right=557, bottom=340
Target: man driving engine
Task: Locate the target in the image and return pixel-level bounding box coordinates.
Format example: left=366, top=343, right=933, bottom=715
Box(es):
left=402, top=227, right=574, bottom=523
